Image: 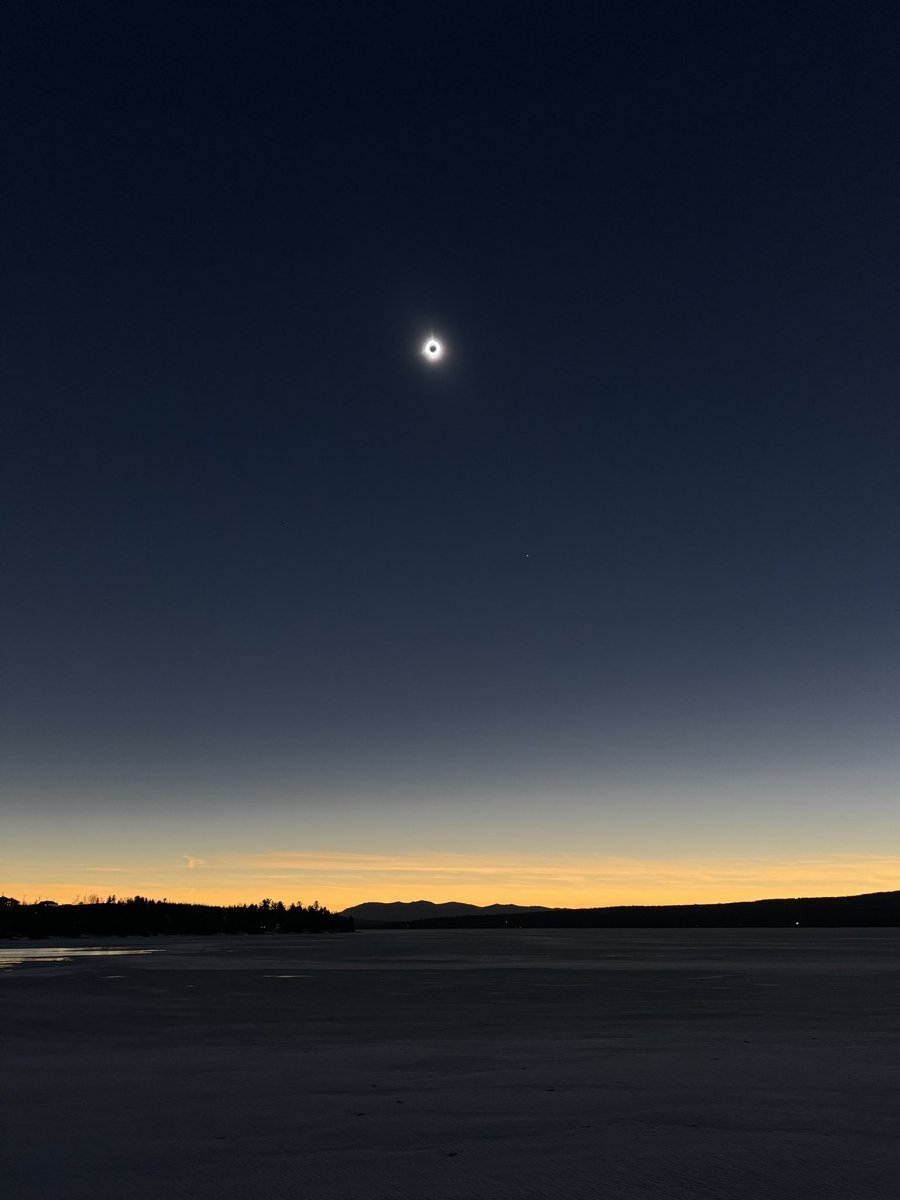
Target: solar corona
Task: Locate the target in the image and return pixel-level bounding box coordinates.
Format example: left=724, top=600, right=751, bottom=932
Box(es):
left=422, top=336, right=444, bottom=362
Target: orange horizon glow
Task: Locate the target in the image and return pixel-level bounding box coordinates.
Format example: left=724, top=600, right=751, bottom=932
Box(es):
left=5, top=850, right=899, bottom=911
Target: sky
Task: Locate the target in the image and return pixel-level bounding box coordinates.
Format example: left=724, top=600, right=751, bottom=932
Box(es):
left=2, top=1, right=898, bottom=909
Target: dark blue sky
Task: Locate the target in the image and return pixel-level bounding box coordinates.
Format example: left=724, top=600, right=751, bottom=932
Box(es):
left=3, top=2, right=898, bottom=904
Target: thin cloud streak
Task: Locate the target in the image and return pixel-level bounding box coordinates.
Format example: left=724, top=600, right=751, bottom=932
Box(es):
left=7, top=851, right=899, bottom=908
left=165, top=849, right=900, bottom=904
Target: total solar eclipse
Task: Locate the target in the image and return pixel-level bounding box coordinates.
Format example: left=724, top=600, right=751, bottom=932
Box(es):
left=422, top=336, right=444, bottom=362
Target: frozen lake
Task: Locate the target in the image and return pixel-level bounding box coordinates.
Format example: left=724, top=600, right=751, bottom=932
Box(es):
left=3, top=928, right=899, bottom=1199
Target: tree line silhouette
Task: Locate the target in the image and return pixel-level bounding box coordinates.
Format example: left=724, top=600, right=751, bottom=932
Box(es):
left=0, top=895, right=353, bottom=938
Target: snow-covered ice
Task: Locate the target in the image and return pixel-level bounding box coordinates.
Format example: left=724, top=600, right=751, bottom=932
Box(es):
left=3, top=927, right=899, bottom=1199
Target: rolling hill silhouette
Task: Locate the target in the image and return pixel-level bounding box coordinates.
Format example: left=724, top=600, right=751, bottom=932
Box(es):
left=340, top=900, right=551, bottom=926
left=341, top=891, right=900, bottom=928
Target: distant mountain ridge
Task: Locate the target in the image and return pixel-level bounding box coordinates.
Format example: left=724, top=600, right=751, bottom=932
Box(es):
left=397, top=889, right=900, bottom=929
left=340, top=900, right=551, bottom=924
left=340, top=890, right=900, bottom=928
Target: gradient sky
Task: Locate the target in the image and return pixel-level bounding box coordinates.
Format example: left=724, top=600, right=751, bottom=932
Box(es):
left=3, top=1, right=898, bottom=908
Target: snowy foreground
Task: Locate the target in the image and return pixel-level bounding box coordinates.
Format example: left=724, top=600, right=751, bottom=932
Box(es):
left=3, top=928, right=899, bottom=1199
